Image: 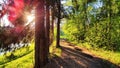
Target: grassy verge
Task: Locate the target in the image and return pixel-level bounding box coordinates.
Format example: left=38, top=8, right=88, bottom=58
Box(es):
left=0, top=41, right=62, bottom=68
left=91, top=49, right=120, bottom=66
left=76, top=42, right=120, bottom=66
left=0, top=42, right=34, bottom=68
left=0, top=51, right=34, bottom=68
left=49, top=41, right=62, bottom=57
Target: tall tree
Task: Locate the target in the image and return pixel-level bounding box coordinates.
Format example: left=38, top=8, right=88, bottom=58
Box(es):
left=35, top=0, right=48, bottom=67
left=45, top=0, right=50, bottom=64
left=49, top=0, right=55, bottom=44
left=56, top=0, right=61, bottom=47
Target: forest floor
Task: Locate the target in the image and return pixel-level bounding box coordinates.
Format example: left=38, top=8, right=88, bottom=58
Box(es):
left=45, top=40, right=120, bottom=68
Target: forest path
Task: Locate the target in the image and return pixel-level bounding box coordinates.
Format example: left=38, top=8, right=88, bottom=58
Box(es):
left=46, top=40, right=118, bottom=68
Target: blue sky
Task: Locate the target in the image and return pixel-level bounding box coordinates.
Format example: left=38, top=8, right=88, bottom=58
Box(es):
left=94, top=0, right=103, bottom=8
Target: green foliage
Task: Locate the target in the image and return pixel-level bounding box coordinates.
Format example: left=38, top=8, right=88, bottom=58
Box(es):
left=0, top=41, right=61, bottom=68
left=0, top=51, right=34, bottom=68
left=91, top=49, right=120, bottom=66
left=76, top=42, right=120, bottom=66
left=62, top=0, right=120, bottom=51
left=50, top=41, right=62, bottom=57
left=0, top=42, right=34, bottom=66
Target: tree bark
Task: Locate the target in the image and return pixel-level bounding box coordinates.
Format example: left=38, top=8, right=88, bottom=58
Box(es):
left=49, top=2, right=55, bottom=44
left=50, top=7, right=55, bottom=44
left=35, top=0, right=48, bottom=68
left=45, top=0, right=50, bottom=62
left=56, top=0, right=61, bottom=47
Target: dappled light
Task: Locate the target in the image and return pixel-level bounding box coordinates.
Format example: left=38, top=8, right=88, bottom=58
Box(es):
left=0, top=0, right=120, bottom=68
left=26, top=14, right=34, bottom=24
left=0, top=0, right=35, bottom=53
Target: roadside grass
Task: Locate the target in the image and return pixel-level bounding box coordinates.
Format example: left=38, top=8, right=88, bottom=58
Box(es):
left=91, top=49, right=120, bottom=66
left=1, top=39, right=119, bottom=67
left=0, top=42, right=34, bottom=68
left=0, top=51, right=34, bottom=68
left=76, top=42, right=120, bottom=66
left=0, top=41, right=62, bottom=68
left=50, top=41, right=62, bottom=57
left=60, top=34, right=120, bottom=66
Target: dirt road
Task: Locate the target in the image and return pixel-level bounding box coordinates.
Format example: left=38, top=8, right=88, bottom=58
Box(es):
left=46, top=41, right=119, bottom=68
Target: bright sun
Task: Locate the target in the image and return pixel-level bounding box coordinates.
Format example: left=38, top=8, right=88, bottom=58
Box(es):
left=27, top=15, right=34, bottom=22
left=25, top=14, right=35, bottom=26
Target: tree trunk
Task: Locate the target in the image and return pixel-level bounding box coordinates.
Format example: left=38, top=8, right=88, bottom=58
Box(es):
left=56, top=0, right=61, bottom=48
left=50, top=4, right=55, bottom=44
left=35, top=0, right=48, bottom=68
left=45, top=0, right=50, bottom=62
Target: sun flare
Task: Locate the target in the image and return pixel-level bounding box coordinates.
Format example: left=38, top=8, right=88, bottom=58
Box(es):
left=25, top=14, right=35, bottom=26
left=27, top=15, right=34, bottom=22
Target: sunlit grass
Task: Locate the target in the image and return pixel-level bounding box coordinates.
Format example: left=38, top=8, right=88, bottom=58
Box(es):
left=0, top=51, right=34, bottom=68
left=0, top=41, right=62, bottom=68
left=91, top=49, right=120, bottom=66
left=63, top=38, right=120, bottom=66
left=0, top=42, right=34, bottom=68
left=76, top=42, right=120, bottom=66
left=50, top=41, right=62, bottom=57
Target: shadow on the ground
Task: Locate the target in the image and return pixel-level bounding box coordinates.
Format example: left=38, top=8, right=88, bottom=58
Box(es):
left=45, top=42, right=120, bottom=68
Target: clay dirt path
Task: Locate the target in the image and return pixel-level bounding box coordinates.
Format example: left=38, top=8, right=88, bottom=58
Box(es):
left=45, top=40, right=119, bottom=68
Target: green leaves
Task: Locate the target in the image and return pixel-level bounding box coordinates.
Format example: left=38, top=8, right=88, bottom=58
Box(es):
left=62, top=0, right=120, bottom=51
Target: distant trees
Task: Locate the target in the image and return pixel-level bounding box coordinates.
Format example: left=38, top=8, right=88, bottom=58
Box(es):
left=62, top=0, right=120, bottom=51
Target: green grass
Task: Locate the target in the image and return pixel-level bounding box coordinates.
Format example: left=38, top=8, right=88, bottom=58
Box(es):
left=0, top=41, right=62, bottom=68
left=91, top=49, right=120, bottom=66
left=0, top=43, right=34, bottom=68
left=1, top=39, right=119, bottom=67
left=76, top=42, right=120, bottom=66
left=50, top=41, right=62, bottom=57
left=0, top=51, right=34, bottom=68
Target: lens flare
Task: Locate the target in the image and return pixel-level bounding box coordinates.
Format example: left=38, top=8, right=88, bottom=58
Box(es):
left=27, top=15, right=34, bottom=23
left=25, top=13, right=35, bottom=26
